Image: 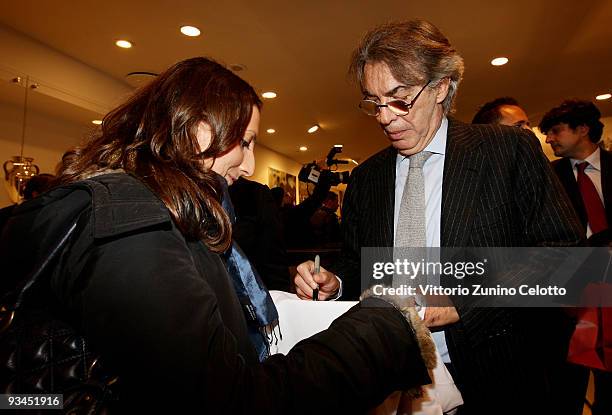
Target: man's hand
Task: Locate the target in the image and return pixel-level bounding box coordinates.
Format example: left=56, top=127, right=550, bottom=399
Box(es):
left=294, top=260, right=340, bottom=300
left=423, top=306, right=459, bottom=327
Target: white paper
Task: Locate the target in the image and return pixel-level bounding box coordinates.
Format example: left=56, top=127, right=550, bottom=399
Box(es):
left=269, top=291, right=463, bottom=414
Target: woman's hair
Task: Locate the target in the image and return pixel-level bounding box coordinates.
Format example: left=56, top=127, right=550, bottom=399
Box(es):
left=58, top=57, right=261, bottom=252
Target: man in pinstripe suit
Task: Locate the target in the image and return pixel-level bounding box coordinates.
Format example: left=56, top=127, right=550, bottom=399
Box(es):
left=295, top=19, right=583, bottom=413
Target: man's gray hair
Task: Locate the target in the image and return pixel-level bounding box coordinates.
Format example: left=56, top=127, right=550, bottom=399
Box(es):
left=349, top=19, right=465, bottom=115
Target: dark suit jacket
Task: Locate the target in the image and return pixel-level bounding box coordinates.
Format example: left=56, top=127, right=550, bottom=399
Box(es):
left=332, top=118, right=584, bottom=412
left=551, top=147, right=612, bottom=243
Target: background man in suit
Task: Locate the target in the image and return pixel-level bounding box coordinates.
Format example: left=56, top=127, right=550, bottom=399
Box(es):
left=471, top=96, right=531, bottom=130
left=229, top=177, right=291, bottom=291
left=295, top=19, right=583, bottom=413
left=539, top=99, right=611, bottom=415
left=540, top=99, right=610, bottom=244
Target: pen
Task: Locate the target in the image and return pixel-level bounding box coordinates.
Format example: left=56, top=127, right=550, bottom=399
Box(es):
left=313, top=254, right=320, bottom=301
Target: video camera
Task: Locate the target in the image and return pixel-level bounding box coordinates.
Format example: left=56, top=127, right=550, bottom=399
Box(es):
left=298, top=145, right=351, bottom=187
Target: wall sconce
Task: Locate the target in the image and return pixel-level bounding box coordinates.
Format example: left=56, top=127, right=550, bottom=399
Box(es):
left=3, top=76, right=40, bottom=203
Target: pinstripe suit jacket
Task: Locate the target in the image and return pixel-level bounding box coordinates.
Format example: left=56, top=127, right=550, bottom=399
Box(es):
left=333, top=117, right=583, bottom=412
left=551, top=148, right=612, bottom=242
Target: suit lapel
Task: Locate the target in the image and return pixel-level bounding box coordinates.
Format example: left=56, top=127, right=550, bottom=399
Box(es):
left=375, top=146, right=397, bottom=246
left=556, top=158, right=587, bottom=226
left=441, top=118, right=486, bottom=247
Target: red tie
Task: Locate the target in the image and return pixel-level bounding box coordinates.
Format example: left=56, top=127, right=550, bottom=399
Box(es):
left=576, top=161, right=608, bottom=234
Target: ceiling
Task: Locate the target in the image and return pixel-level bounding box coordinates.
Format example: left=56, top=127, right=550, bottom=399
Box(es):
left=0, top=77, right=102, bottom=129
left=1, top=0, right=611, bottom=164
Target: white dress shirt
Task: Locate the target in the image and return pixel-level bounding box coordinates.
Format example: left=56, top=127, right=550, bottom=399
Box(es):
left=393, top=117, right=450, bottom=363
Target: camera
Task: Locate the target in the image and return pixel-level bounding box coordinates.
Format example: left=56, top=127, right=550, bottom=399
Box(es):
left=298, top=145, right=351, bottom=187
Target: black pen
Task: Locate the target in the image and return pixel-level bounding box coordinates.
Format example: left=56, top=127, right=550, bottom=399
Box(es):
left=313, top=254, right=320, bottom=301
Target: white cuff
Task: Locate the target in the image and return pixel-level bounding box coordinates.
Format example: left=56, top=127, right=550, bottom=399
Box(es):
left=327, top=275, right=343, bottom=300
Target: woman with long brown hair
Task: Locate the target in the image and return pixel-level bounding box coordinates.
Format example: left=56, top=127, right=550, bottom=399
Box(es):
left=0, top=57, right=432, bottom=413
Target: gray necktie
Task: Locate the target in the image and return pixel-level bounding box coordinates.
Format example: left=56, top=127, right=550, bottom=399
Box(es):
left=395, top=151, right=433, bottom=247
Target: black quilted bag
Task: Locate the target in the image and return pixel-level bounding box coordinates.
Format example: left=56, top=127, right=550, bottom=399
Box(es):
left=0, top=220, right=119, bottom=414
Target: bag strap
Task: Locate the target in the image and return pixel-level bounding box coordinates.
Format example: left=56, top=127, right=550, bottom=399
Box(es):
left=9, top=219, right=80, bottom=310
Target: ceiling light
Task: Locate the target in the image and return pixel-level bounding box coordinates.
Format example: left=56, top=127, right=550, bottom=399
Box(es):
left=229, top=63, right=246, bottom=72
left=299, top=146, right=308, bottom=151
left=490, top=57, right=508, bottom=66
left=125, top=71, right=158, bottom=87
left=262, top=91, right=277, bottom=99
left=180, top=26, right=201, bottom=37
left=350, top=159, right=359, bottom=165
left=307, top=124, right=320, bottom=134
left=334, top=144, right=343, bottom=148
left=115, top=40, right=133, bottom=49
left=596, top=93, right=611, bottom=101
left=92, top=120, right=103, bottom=125
left=266, top=128, right=276, bottom=134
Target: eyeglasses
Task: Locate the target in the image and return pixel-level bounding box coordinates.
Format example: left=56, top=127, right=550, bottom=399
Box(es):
left=359, top=80, right=431, bottom=117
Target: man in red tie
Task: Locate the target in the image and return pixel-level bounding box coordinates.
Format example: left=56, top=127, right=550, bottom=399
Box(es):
left=540, top=99, right=611, bottom=415
left=540, top=100, right=610, bottom=244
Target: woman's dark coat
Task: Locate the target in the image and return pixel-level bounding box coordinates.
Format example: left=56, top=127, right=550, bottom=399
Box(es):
left=0, top=173, right=429, bottom=413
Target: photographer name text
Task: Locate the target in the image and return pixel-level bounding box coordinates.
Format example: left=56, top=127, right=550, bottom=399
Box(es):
left=372, top=284, right=567, bottom=297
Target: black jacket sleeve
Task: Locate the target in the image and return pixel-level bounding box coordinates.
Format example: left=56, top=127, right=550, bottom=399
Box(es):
left=329, top=161, right=365, bottom=300
left=57, top=217, right=430, bottom=413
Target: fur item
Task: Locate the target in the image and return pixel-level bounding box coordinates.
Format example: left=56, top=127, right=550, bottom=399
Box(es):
left=360, top=287, right=437, bottom=370
left=360, top=287, right=438, bottom=405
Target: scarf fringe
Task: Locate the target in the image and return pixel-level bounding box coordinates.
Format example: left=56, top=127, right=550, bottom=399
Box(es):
left=259, top=320, right=282, bottom=358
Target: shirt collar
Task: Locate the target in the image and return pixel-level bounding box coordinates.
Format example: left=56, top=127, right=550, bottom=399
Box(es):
left=396, top=117, right=448, bottom=165
left=571, top=147, right=601, bottom=172
left=425, top=116, right=448, bottom=155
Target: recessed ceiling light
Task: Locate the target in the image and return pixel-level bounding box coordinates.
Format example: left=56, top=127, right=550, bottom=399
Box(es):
left=307, top=124, right=320, bottom=134
left=490, top=57, right=508, bottom=66
left=266, top=128, right=276, bottom=134
left=596, top=93, right=611, bottom=101
left=115, top=40, right=132, bottom=49
left=125, top=71, right=158, bottom=87
left=229, top=63, right=246, bottom=72
left=299, top=146, right=308, bottom=151
left=92, top=120, right=103, bottom=125
left=180, top=25, right=201, bottom=37
left=262, top=91, right=277, bottom=99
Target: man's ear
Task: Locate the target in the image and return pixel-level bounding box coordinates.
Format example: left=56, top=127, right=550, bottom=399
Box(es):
left=576, top=124, right=590, bottom=139
left=435, top=78, right=450, bottom=105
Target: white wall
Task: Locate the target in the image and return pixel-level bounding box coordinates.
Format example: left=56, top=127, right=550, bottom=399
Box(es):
left=0, top=23, right=134, bottom=208
left=250, top=144, right=301, bottom=185
left=249, top=143, right=302, bottom=195
left=0, top=24, right=131, bottom=113
left=0, top=101, right=89, bottom=208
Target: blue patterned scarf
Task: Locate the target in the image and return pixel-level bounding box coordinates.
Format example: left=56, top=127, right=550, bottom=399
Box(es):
left=218, top=176, right=279, bottom=361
